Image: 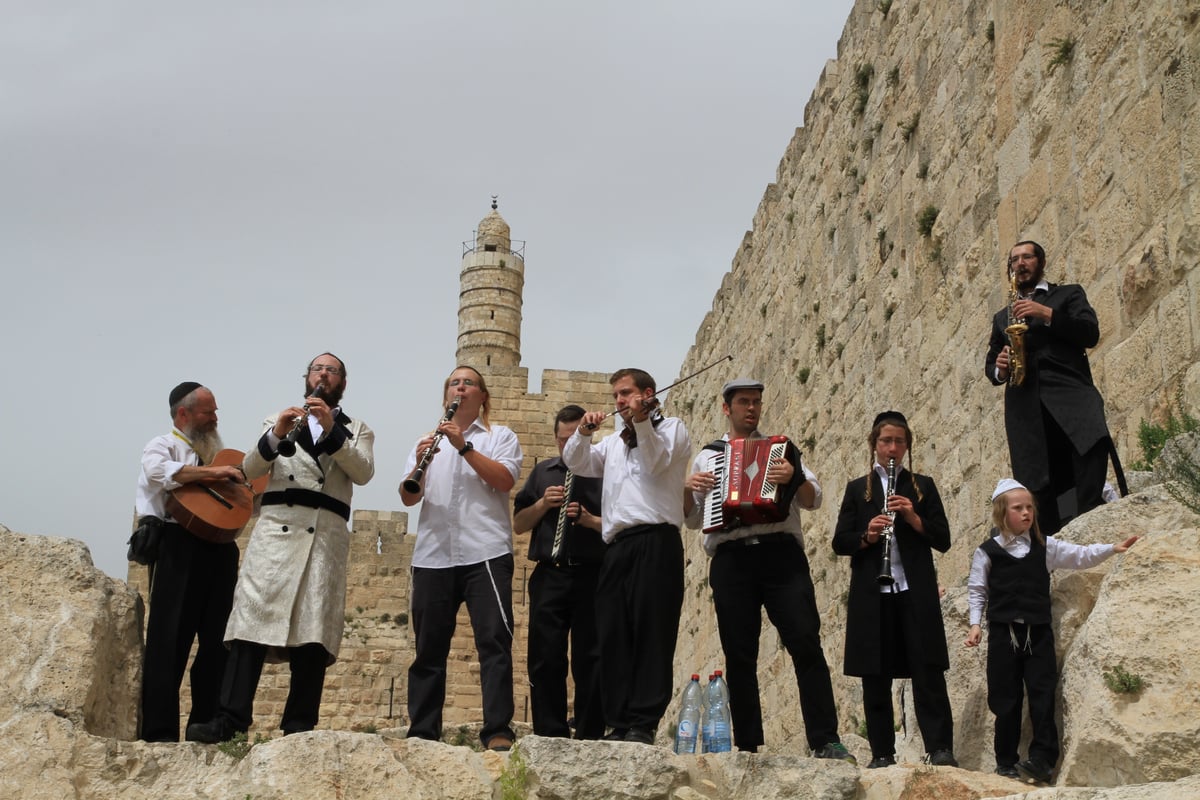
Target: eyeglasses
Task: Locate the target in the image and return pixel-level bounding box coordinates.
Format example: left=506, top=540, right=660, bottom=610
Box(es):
left=308, top=365, right=343, bottom=375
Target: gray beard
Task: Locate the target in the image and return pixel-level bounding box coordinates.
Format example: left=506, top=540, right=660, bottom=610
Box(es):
left=190, top=429, right=225, bottom=465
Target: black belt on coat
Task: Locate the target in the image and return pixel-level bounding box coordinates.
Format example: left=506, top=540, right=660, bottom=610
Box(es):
left=261, top=489, right=350, bottom=521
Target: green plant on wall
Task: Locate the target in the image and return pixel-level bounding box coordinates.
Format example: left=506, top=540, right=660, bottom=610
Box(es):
left=1103, top=664, right=1145, bottom=695
left=498, top=743, right=530, bottom=800
left=1135, top=391, right=1200, bottom=515
left=916, top=205, right=939, bottom=237
left=1046, top=36, right=1076, bottom=73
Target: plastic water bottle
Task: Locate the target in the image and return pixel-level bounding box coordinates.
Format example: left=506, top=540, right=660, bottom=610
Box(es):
left=702, top=672, right=732, bottom=753
left=673, top=674, right=703, bottom=754
left=712, top=669, right=730, bottom=706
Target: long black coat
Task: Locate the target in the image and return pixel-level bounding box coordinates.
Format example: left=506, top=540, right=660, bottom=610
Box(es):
left=985, top=282, right=1110, bottom=491
left=832, top=469, right=951, bottom=676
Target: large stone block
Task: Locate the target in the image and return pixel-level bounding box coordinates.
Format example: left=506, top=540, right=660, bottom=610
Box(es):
left=0, top=525, right=142, bottom=739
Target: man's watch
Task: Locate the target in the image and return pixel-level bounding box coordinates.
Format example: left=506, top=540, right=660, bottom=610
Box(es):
left=458, top=441, right=475, bottom=457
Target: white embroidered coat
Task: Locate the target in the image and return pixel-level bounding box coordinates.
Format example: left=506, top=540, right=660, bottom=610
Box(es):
left=224, top=411, right=374, bottom=663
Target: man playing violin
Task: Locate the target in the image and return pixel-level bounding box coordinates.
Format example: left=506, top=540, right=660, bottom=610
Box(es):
left=135, top=381, right=244, bottom=742
left=562, top=368, right=691, bottom=745
left=187, top=352, right=375, bottom=743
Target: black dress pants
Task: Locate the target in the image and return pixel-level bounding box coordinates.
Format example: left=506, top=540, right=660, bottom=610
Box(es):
left=987, top=621, right=1060, bottom=768
left=860, top=591, right=954, bottom=759
left=407, top=554, right=515, bottom=745
left=527, top=560, right=604, bottom=739
left=140, top=525, right=238, bottom=741
left=1038, top=407, right=1109, bottom=535
left=594, top=524, right=684, bottom=733
left=709, top=536, right=839, bottom=751
left=216, top=639, right=330, bottom=734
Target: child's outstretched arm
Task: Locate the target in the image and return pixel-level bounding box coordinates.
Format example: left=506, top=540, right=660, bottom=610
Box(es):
left=1113, top=535, right=1139, bottom=553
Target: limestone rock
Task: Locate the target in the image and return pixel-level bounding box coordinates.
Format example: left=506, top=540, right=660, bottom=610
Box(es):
left=1057, top=490, right=1200, bottom=787
left=0, top=524, right=142, bottom=738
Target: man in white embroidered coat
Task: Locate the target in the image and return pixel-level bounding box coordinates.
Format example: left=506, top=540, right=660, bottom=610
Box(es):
left=186, top=352, right=374, bottom=743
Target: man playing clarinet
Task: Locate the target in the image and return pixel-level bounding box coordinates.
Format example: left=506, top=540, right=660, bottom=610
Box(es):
left=513, top=404, right=605, bottom=740
left=683, top=378, right=853, bottom=761
left=187, top=353, right=375, bottom=743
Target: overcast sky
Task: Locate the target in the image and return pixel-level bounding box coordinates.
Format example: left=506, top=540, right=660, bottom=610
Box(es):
left=2, top=1, right=854, bottom=579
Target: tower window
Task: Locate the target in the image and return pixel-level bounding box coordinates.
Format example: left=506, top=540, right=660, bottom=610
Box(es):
left=486, top=355, right=491, bottom=366
left=484, top=244, right=497, bottom=252
left=490, top=310, right=495, bottom=319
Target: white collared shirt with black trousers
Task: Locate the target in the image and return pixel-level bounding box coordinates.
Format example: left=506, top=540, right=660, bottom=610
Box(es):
left=405, top=418, right=523, bottom=747
left=968, top=531, right=1117, bottom=771
left=562, top=414, right=691, bottom=738
left=685, top=435, right=843, bottom=753
left=212, top=408, right=374, bottom=737
left=513, top=456, right=605, bottom=739
left=986, top=281, right=1117, bottom=535
left=833, top=465, right=955, bottom=761
left=134, top=428, right=240, bottom=742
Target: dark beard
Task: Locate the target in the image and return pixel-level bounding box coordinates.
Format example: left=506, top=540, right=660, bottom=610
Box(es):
left=301, top=379, right=344, bottom=408
left=1016, top=265, right=1044, bottom=293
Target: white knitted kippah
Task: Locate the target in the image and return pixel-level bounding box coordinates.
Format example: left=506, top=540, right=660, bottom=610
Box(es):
left=991, top=477, right=1027, bottom=501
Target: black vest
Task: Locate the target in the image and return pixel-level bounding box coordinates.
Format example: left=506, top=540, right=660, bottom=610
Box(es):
left=981, top=533, right=1052, bottom=624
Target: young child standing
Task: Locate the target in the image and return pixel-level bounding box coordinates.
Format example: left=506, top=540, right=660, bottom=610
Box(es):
left=965, top=478, right=1138, bottom=785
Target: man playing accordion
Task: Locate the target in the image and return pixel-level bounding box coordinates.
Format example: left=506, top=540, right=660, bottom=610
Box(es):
left=683, top=378, right=852, bottom=761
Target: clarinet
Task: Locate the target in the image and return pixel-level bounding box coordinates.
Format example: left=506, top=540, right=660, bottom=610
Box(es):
left=550, top=470, right=574, bottom=564
left=401, top=398, right=461, bottom=494
left=877, top=457, right=897, bottom=586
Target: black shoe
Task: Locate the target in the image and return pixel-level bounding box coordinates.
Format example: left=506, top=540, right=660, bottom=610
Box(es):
left=812, top=742, right=856, bottom=765
left=927, top=749, right=958, bottom=767
left=603, top=728, right=629, bottom=741
left=867, top=755, right=896, bottom=769
left=624, top=727, right=655, bottom=745
left=995, top=764, right=1020, bottom=779
left=485, top=734, right=514, bottom=752
left=185, top=717, right=240, bottom=744
left=1017, top=758, right=1053, bottom=785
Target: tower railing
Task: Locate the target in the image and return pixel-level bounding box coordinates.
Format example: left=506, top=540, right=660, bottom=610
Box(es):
left=462, top=238, right=526, bottom=258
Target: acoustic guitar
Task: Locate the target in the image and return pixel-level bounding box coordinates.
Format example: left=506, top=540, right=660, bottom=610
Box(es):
left=165, top=449, right=269, bottom=543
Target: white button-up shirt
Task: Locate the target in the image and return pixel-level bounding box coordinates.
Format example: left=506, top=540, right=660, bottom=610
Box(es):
left=408, top=418, right=523, bottom=568
left=967, top=531, right=1116, bottom=625
left=134, top=428, right=198, bottom=520
left=562, top=415, right=691, bottom=544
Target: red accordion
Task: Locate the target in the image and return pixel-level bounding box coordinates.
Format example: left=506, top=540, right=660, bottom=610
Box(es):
left=701, top=435, right=794, bottom=533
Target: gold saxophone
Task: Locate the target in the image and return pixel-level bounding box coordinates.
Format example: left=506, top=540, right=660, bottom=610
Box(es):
left=1005, top=271, right=1029, bottom=386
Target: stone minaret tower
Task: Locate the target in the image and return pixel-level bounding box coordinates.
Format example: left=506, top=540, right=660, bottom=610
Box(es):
left=456, top=198, right=525, bottom=368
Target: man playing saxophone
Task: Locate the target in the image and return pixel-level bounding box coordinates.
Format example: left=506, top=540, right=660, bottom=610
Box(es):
left=513, top=405, right=605, bottom=740
left=985, top=240, right=1119, bottom=535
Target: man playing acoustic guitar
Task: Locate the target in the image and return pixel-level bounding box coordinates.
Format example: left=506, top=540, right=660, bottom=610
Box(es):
left=134, top=381, right=244, bottom=742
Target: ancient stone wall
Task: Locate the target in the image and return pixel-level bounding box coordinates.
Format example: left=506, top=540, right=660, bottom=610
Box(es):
left=666, top=0, right=1200, bottom=755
